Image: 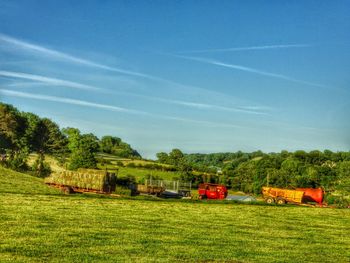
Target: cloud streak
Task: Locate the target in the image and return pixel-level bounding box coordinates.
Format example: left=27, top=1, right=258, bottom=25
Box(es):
left=0, top=33, right=272, bottom=114
left=3, top=79, right=269, bottom=115
left=0, top=33, right=158, bottom=80
left=178, top=44, right=312, bottom=54
left=175, top=55, right=327, bottom=89
left=0, top=89, right=148, bottom=115
left=152, top=97, right=269, bottom=115
left=0, top=70, right=102, bottom=91
left=0, top=89, right=247, bottom=129
left=108, top=90, right=269, bottom=115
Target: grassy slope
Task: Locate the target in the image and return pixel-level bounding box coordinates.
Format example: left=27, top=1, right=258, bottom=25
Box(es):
left=1, top=167, right=350, bottom=262
left=0, top=167, right=61, bottom=195
left=27, top=154, right=65, bottom=173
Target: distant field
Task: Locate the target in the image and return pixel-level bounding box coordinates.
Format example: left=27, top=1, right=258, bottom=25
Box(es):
left=115, top=166, right=180, bottom=181
left=95, top=153, right=180, bottom=181
left=1, top=167, right=349, bottom=262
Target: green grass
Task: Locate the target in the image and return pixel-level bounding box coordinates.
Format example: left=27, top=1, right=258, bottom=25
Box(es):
left=1, top=167, right=350, bottom=262
left=0, top=167, right=61, bottom=195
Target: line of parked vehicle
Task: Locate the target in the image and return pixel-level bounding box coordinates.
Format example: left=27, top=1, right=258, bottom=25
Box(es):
left=45, top=171, right=324, bottom=206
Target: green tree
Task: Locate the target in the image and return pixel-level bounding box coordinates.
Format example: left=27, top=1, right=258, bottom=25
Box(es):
left=0, top=103, right=28, bottom=171
left=65, top=131, right=99, bottom=170
left=30, top=118, right=66, bottom=176
left=100, top=136, right=121, bottom=153
left=156, top=152, right=169, bottom=164
left=168, top=149, right=184, bottom=166
left=0, top=103, right=26, bottom=149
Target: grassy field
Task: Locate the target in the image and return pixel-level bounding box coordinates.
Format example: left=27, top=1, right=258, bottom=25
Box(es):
left=96, top=152, right=171, bottom=167
left=1, top=167, right=350, bottom=262
left=116, top=166, right=180, bottom=181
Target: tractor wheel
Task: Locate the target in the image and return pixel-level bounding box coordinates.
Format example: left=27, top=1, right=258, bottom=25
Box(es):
left=276, top=198, right=286, bottom=205
left=265, top=197, right=275, bottom=204
left=199, top=195, right=207, bottom=200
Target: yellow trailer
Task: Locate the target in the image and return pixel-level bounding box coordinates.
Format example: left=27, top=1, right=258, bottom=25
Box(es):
left=262, top=187, right=304, bottom=205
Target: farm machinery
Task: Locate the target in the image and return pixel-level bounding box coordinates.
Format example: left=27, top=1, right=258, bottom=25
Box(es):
left=133, top=179, right=192, bottom=198
left=198, top=183, right=228, bottom=199
left=262, top=187, right=324, bottom=205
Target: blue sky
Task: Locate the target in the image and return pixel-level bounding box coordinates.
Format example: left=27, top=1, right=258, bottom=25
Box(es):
left=0, top=1, right=349, bottom=158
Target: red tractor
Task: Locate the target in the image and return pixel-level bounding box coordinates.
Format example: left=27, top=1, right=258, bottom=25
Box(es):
left=198, top=183, right=228, bottom=200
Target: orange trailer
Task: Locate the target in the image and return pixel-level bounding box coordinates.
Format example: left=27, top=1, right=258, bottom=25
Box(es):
left=262, top=187, right=305, bottom=205
left=262, top=187, right=324, bottom=205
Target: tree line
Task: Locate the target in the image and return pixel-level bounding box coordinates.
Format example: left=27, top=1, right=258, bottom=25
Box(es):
left=0, top=102, right=140, bottom=176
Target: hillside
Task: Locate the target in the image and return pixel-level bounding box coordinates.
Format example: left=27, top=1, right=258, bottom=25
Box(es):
left=0, top=166, right=61, bottom=195
left=1, top=167, right=350, bottom=262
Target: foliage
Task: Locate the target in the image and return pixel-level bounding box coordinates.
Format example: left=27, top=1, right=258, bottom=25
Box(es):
left=116, top=174, right=136, bottom=186
left=99, top=135, right=140, bottom=158
left=157, top=149, right=350, bottom=206
left=31, top=154, right=52, bottom=177
left=0, top=103, right=27, bottom=149
left=0, top=102, right=141, bottom=173
left=4, top=149, right=29, bottom=171
left=62, top=129, right=99, bottom=170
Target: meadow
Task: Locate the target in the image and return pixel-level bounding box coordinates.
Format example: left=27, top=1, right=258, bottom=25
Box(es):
left=1, top=167, right=349, bottom=262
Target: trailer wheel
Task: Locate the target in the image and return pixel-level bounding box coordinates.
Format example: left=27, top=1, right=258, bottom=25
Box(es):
left=265, top=197, right=275, bottom=204
left=62, top=186, right=74, bottom=194
left=276, top=198, right=286, bottom=205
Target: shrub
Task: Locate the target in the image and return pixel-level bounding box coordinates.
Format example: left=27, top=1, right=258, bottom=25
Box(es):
left=116, top=161, right=124, bottom=167
left=68, top=150, right=97, bottom=170
left=126, top=162, right=136, bottom=168
left=116, top=174, right=136, bottom=186
left=32, top=158, right=52, bottom=177
left=96, top=157, right=111, bottom=165
left=324, top=193, right=350, bottom=208
left=115, top=186, right=132, bottom=196
left=5, top=149, right=29, bottom=172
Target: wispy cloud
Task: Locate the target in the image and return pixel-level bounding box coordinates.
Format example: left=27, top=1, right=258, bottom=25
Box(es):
left=2, top=78, right=269, bottom=115
left=0, top=89, right=247, bottom=129
left=0, top=70, right=102, bottom=91
left=178, top=44, right=312, bottom=54
left=0, top=33, right=157, bottom=80
left=175, top=55, right=327, bottom=89
left=0, top=89, right=147, bottom=115
left=4, top=81, right=52, bottom=88
left=151, top=97, right=269, bottom=115
left=0, top=33, right=272, bottom=114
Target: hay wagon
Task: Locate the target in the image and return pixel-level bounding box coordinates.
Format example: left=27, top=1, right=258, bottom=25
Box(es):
left=45, top=170, right=117, bottom=194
